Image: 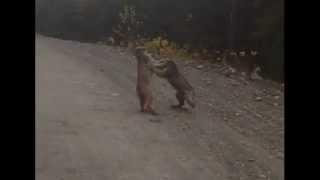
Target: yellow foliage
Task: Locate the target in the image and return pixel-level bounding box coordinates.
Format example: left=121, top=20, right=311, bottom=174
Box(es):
left=142, top=36, right=193, bottom=60
left=161, top=39, right=169, bottom=47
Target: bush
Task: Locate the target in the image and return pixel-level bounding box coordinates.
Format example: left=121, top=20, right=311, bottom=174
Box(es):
left=143, top=36, right=192, bottom=59
left=112, top=4, right=143, bottom=45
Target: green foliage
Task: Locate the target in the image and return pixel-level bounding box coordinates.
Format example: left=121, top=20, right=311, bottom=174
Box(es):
left=36, top=0, right=284, bottom=81
left=250, top=0, right=284, bottom=81
left=113, top=4, right=143, bottom=44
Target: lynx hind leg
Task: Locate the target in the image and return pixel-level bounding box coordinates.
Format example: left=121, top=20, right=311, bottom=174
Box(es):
left=185, top=91, right=196, bottom=108
left=143, top=94, right=158, bottom=116
left=139, top=96, right=145, bottom=112
left=171, top=92, right=185, bottom=109
left=144, top=106, right=158, bottom=116
left=147, top=108, right=159, bottom=116
left=137, top=92, right=146, bottom=112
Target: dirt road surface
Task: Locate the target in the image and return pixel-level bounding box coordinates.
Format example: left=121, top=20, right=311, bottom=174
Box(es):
left=36, top=34, right=284, bottom=180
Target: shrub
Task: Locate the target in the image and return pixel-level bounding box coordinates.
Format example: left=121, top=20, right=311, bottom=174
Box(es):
left=143, top=36, right=192, bottom=60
